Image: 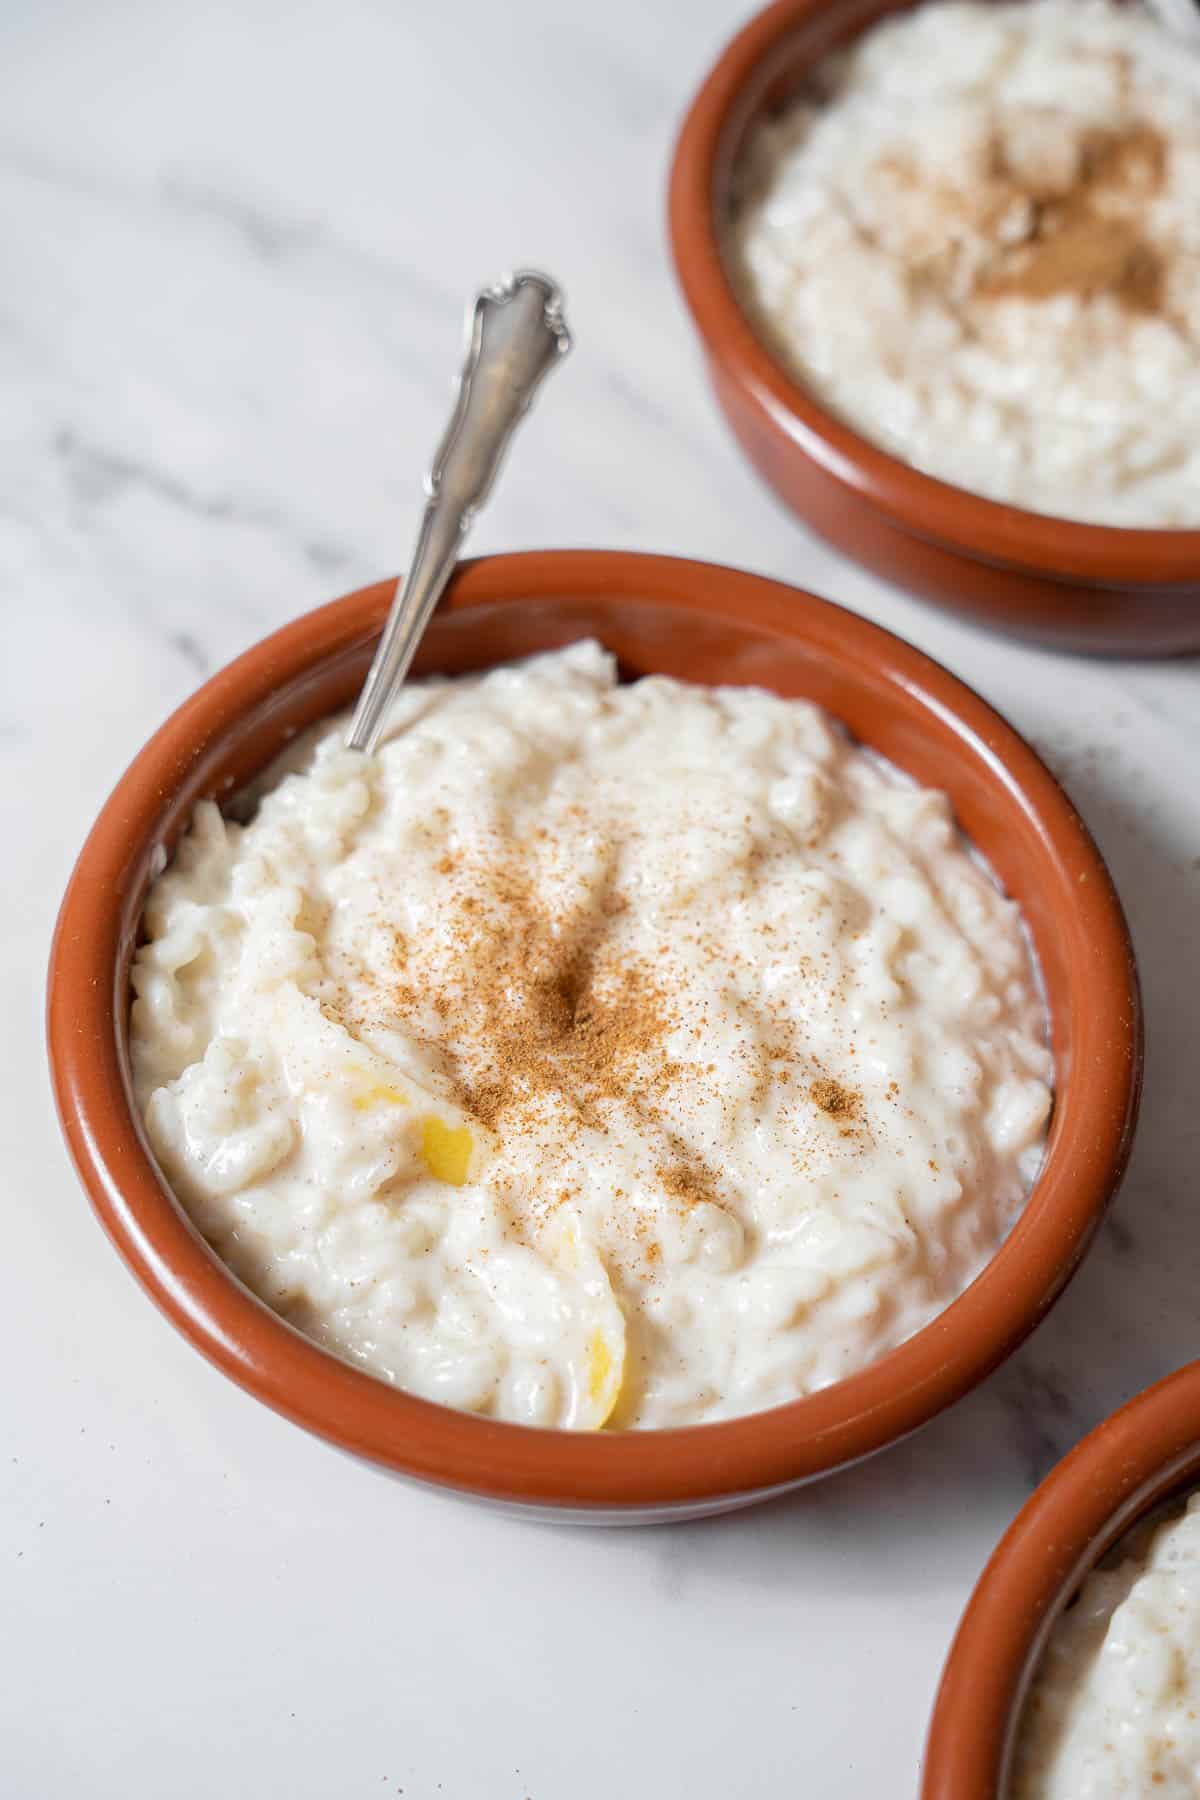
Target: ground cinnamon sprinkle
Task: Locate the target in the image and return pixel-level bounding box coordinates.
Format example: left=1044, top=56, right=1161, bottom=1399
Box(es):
left=390, top=848, right=687, bottom=1140
left=655, top=1130, right=725, bottom=1212
left=374, top=826, right=877, bottom=1240
left=810, top=1076, right=860, bottom=1124
left=977, top=121, right=1168, bottom=312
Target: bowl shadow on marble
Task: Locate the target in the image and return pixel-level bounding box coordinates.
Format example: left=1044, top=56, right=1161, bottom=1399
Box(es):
left=971, top=749, right=1200, bottom=1463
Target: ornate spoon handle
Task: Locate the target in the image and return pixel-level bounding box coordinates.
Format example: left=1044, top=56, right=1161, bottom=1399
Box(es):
left=346, top=270, right=572, bottom=754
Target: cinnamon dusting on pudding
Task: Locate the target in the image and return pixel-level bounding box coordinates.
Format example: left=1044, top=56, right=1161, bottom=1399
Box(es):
left=375, top=828, right=890, bottom=1224
left=390, top=850, right=686, bottom=1139
left=874, top=118, right=1170, bottom=315
left=813, top=1072, right=859, bottom=1116
left=810, top=1075, right=862, bottom=1133
left=656, top=1134, right=725, bottom=1213
left=977, top=121, right=1168, bottom=312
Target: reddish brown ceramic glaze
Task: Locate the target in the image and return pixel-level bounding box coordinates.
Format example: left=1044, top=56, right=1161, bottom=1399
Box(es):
left=668, top=0, right=1200, bottom=655
left=924, top=1361, right=1200, bottom=1797
left=47, top=552, right=1141, bottom=1520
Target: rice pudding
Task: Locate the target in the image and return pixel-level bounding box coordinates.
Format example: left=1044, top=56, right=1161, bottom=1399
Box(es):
left=732, top=0, right=1200, bottom=527
left=131, top=641, right=1052, bottom=1430
left=1012, top=1493, right=1200, bottom=1796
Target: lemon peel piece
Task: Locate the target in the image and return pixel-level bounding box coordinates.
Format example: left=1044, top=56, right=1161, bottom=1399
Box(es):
left=420, top=1116, right=474, bottom=1187
left=549, top=1218, right=626, bottom=1429
left=580, top=1305, right=624, bottom=1430
left=351, top=1082, right=409, bottom=1112
left=586, top=1325, right=622, bottom=1427
left=272, top=990, right=490, bottom=1187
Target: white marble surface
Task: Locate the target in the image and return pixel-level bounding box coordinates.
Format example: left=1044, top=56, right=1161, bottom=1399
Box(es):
left=3, top=1, right=1199, bottom=1794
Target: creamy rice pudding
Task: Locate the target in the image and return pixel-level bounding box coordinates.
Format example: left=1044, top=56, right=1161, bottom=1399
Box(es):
left=1012, top=1492, right=1200, bottom=1797
left=131, top=642, right=1051, bottom=1430
left=733, top=0, right=1200, bottom=526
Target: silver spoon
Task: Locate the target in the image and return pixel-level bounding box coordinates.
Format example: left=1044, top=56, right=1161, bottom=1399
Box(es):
left=346, top=270, right=572, bottom=755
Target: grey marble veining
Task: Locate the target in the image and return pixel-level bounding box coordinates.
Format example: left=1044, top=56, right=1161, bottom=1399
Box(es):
left=3, top=1, right=1199, bottom=1796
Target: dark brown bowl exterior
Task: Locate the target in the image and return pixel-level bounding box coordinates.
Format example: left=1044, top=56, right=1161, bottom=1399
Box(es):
left=924, top=1361, right=1200, bottom=1797
left=47, top=551, right=1141, bottom=1520
left=668, top=0, right=1200, bottom=655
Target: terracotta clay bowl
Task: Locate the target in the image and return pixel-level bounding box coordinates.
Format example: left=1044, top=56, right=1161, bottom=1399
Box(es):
left=47, top=551, right=1141, bottom=1521
left=924, top=1360, right=1200, bottom=1796
left=668, top=0, right=1200, bottom=656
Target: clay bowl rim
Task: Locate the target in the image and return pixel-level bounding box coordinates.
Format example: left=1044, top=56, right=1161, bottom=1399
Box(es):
left=923, top=1359, right=1200, bottom=1797
left=47, top=549, right=1140, bottom=1512
left=667, top=0, right=1200, bottom=587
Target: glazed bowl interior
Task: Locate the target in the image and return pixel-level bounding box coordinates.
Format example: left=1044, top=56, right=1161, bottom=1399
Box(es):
left=924, top=1362, right=1200, bottom=1798
left=670, top=0, right=1200, bottom=589
left=47, top=551, right=1140, bottom=1517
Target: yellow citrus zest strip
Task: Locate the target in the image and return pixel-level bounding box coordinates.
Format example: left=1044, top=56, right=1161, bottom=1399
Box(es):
left=352, top=1082, right=410, bottom=1112
left=588, top=1328, right=613, bottom=1407
left=421, top=1116, right=474, bottom=1186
